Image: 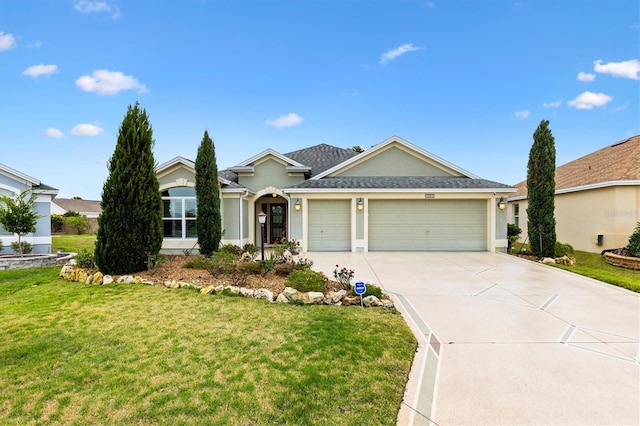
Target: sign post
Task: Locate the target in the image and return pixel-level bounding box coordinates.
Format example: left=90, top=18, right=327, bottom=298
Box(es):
left=354, top=281, right=366, bottom=307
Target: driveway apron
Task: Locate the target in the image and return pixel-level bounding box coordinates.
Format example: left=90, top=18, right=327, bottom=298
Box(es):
left=309, top=251, right=640, bottom=425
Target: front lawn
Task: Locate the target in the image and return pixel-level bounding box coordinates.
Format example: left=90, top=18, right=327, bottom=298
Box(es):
left=51, top=234, right=97, bottom=253
left=0, top=267, right=417, bottom=425
left=552, top=249, right=640, bottom=293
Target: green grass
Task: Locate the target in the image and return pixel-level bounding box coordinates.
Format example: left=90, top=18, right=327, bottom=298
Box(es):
left=51, top=234, right=96, bottom=253
left=553, top=249, right=640, bottom=293
left=0, top=267, right=417, bottom=425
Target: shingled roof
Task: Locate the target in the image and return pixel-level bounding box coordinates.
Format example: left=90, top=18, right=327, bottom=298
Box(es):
left=512, top=134, right=640, bottom=197
left=288, top=176, right=513, bottom=190
left=284, top=143, right=359, bottom=177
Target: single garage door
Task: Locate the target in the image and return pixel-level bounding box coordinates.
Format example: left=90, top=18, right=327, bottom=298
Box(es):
left=308, top=200, right=350, bottom=251
left=369, top=199, right=487, bottom=251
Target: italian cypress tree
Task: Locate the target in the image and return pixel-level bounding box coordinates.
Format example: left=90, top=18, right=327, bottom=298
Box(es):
left=195, top=130, right=221, bottom=256
left=95, top=102, right=163, bottom=274
left=526, top=119, right=557, bottom=258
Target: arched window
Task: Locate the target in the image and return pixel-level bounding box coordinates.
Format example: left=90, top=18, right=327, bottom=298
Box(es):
left=161, top=187, right=197, bottom=238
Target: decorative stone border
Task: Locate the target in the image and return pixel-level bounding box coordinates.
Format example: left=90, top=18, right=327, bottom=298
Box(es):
left=603, top=252, right=640, bottom=271
left=0, top=252, right=75, bottom=270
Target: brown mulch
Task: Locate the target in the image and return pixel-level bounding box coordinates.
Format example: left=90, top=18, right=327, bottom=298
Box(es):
left=134, top=255, right=345, bottom=295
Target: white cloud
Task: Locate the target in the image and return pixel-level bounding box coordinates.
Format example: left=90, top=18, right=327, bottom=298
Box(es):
left=577, top=71, right=595, bottom=82
left=71, top=123, right=104, bottom=136
left=542, top=100, right=562, bottom=108
left=75, top=69, right=148, bottom=95
left=0, top=32, right=16, bottom=51
left=612, top=103, right=628, bottom=113
left=22, top=64, right=58, bottom=78
left=514, top=110, right=530, bottom=119
left=593, top=59, right=640, bottom=80
left=74, top=1, right=120, bottom=18
left=379, top=44, right=422, bottom=64
left=567, top=91, right=613, bottom=110
left=27, top=40, right=42, bottom=49
left=265, top=113, right=303, bottom=128
left=45, top=128, right=64, bottom=138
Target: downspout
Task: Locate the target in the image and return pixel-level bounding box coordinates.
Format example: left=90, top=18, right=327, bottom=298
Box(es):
left=239, top=189, right=249, bottom=247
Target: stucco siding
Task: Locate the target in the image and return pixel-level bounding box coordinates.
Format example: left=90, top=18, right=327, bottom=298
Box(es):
left=509, top=186, right=639, bottom=253
left=158, top=167, right=195, bottom=188
left=0, top=173, right=24, bottom=193
left=223, top=198, right=240, bottom=240
left=238, top=159, right=305, bottom=191
left=334, top=146, right=458, bottom=177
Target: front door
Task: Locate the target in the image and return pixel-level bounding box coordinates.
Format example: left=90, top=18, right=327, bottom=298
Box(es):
left=269, top=203, right=286, bottom=244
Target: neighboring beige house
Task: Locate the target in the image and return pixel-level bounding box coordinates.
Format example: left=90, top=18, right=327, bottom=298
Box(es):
left=508, top=135, right=640, bottom=253
left=51, top=198, right=102, bottom=233
left=157, top=136, right=515, bottom=254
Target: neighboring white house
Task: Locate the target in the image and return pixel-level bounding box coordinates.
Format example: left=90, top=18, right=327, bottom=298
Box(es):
left=157, top=136, right=515, bottom=254
left=508, top=135, right=640, bottom=253
left=0, top=163, right=59, bottom=254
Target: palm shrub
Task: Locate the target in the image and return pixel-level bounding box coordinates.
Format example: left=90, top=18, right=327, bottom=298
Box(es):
left=627, top=222, right=640, bottom=257
left=195, top=130, right=222, bottom=257
left=554, top=241, right=574, bottom=257
left=95, top=102, right=163, bottom=274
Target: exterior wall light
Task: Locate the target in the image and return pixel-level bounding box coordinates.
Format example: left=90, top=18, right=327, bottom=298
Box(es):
left=294, top=198, right=301, bottom=211
left=258, top=211, right=267, bottom=260
left=497, top=197, right=507, bottom=210
left=357, top=198, right=364, bottom=211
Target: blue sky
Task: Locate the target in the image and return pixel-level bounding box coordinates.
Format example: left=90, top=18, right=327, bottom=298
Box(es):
left=1, top=0, right=638, bottom=200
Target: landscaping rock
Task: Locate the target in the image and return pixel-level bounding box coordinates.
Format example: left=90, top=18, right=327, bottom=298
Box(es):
left=324, top=289, right=347, bottom=304
left=224, top=285, right=240, bottom=295
left=254, top=288, right=274, bottom=303
left=93, top=272, right=103, bottom=285
left=282, top=287, right=300, bottom=302
left=214, top=285, right=224, bottom=293
left=555, top=255, right=576, bottom=266
left=276, top=293, right=290, bottom=304
left=118, top=275, right=135, bottom=284
left=86, top=274, right=93, bottom=284
left=239, top=287, right=255, bottom=297
left=201, top=285, right=216, bottom=295
left=363, top=295, right=382, bottom=307
left=170, top=280, right=181, bottom=289
left=103, top=275, right=114, bottom=284
left=342, top=295, right=361, bottom=306
left=300, top=291, right=324, bottom=305
left=383, top=299, right=395, bottom=309
left=541, top=257, right=556, bottom=265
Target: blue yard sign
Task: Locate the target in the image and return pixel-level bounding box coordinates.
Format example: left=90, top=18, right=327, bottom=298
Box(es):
left=354, top=282, right=366, bottom=295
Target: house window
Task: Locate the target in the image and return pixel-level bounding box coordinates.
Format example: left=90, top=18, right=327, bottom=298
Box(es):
left=162, top=187, right=197, bottom=238
left=0, top=188, right=14, bottom=236
left=513, top=203, right=520, bottom=228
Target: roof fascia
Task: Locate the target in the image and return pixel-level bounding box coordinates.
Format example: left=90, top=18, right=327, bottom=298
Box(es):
left=311, top=135, right=480, bottom=180
left=515, top=180, right=640, bottom=199
left=234, top=148, right=308, bottom=168
left=0, top=163, right=41, bottom=186
left=283, top=187, right=516, bottom=194
left=156, top=156, right=195, bottom=173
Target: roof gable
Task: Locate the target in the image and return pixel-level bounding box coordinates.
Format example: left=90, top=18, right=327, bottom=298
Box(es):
left=229, top=149, right=310, bottom=173
left=312, top=136, right=479, bottom=180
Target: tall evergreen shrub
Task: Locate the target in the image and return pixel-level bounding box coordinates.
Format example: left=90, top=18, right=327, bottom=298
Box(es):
left=195, top=130, right=222, bottom=256
left=526, top=119, right=557, bottom=258
left=94, top=102, right=163, bottom=274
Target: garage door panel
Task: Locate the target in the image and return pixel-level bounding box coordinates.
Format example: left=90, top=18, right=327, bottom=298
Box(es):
left=369, top=200, right=486, bottom=251
left=308, top=200, right=350, bottom=251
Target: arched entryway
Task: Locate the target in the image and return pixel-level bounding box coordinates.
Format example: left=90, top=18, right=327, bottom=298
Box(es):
left=256, top=194, right=288, bottom=245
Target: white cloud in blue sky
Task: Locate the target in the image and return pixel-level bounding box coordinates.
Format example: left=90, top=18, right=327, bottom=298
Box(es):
left=45, top=128, right=64, bottom=138
left=379, top=44, right=422, bottom=64
left=594, top=59, right=640, bottom=80
left=567, top=92, right=613, bottom=110
left=75, top=70, right=148, bottom=95
left=542, top=100, right=562, bottom=108
left=71, top=124, right=105, bottom=136
left=577, top=72, right=595, bottom=82
left=74, top=1, right=120, bottom=19
left=22, top=64, right=58, bottom=78
left=0, top=31, right=16, bottom=51
left=514, top=111, right=530, bottom=119
left=265, top=113, right=303, bottom=128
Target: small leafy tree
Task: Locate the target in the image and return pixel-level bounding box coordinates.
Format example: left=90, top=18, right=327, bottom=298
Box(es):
left=195, top=130, right=222, bottom=256
left=67, top=215, right=91, bottom=234
left=51, top=213, right=64, bottom=233
left=507, top=223, right=522, bottom=251
left=95, top=102, right=163, bottom=274
left=526, top=119, right=557, bottom=258
left=627, top=222, right=640, bottom=257
left=0, top=189, right=42, bottom=256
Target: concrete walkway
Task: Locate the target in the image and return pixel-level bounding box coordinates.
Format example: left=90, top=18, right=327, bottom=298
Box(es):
left=309, top=251, right=640, bottom=425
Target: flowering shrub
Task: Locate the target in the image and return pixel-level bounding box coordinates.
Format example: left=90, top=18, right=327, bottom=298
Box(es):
left=333, top=264, right=354, bottom=290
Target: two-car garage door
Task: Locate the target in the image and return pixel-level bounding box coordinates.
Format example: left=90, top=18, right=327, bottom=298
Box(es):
left=368, top=199, right=487, bottom=251
left=307, top=199, right=487, bottom=251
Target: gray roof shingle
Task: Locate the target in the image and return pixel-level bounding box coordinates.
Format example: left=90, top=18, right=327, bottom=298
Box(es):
left=284, top=144, right=359, bottom=177
left=286, top=176, right=514, bottom=190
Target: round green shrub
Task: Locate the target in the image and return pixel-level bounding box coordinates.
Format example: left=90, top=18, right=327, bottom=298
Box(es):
left=219, top=244, right=243, bottom=256
left=75, top=249, right=95, bottom=269
left=285, top=269, right=327, bottom=293
left=627, top=222, right=640, bottom=257
left=351, top=283, right=383, bottom=298
left=555, top=241, right=575, bottom=257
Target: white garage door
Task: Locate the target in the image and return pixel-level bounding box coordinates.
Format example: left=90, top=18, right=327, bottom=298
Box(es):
left=369, top=199, right=487, bottom=251
left=308, top=200, right=350, bottom=251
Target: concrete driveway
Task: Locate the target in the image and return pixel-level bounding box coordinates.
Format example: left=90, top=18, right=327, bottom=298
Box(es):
left=309, top=252, right=640, bottom=425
